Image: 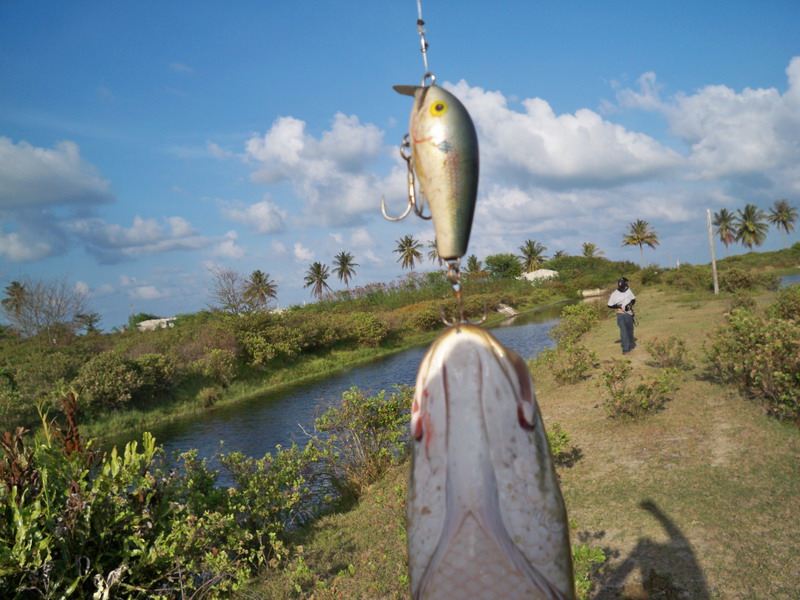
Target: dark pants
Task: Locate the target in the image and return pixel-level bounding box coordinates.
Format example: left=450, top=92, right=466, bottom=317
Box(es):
left=616, top=312, right=635, bottom=353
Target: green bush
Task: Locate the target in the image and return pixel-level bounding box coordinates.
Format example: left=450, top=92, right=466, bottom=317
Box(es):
left=308, top=386, right=412, bottom=503
left=727, top=292, right=756, bottom=313
left=662, top=264, right=712, bottom=291
left=598, top=359, right=677, bottom=419
left=705, top=309, right=800, bottom=421
left=410, top=304, right=443, bottom=332
left=133, top=353, right=178, bottom=396
left=549, top=302, right=602, bottom=345
left=198, top=385, right=222, bottom=407
left=345, top=312, right=389, bottom=347
left=766, top=284, right=800, bottom=320
left=644, top=336, right=694, bottom=370
left=552, top=344, right=599, bottom=384
left=485, top=253, right=524, bottom=279
left=74, top=351, right=144, bottom=410
left=639, top=265, right=663, bottom=286
left=0, top=414, right=314, bottom=598
left=197, top=348, right=238, bottom=386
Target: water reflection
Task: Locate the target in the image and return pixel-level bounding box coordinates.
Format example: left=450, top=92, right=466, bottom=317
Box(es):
left=132, top=302, right=566, bottom=463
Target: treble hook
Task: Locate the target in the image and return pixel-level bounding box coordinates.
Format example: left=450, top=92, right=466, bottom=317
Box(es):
left=440, top=259, right=488, bottom=327
left=381, top=134, right=432, bottom=221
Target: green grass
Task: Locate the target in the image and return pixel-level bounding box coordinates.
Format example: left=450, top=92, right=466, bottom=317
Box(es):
left=243, top=286, right=800, bottom=599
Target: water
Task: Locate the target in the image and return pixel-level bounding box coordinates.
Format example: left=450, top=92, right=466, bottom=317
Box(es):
left=780, top=273, right=800, bottom=287
left=139, top=303, right=566, bottom=463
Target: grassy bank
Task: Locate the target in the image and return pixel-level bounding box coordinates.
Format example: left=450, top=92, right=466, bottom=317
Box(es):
left=244, top=286, right=800, bottom=599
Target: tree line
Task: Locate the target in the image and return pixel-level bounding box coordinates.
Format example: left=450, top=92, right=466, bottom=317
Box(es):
left=2, top=199, right=796, bottom=333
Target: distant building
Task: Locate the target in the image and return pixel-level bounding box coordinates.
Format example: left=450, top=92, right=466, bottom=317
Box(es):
left=518, top=269, right=559, bottom=283
left=136, top=317, right=177, bottom=332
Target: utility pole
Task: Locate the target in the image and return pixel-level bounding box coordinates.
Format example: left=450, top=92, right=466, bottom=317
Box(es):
left=706, top=208, right=719, bottom=295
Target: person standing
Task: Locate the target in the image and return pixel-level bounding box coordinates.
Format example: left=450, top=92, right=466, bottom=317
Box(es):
left=607, top=277, right=636, bottom=354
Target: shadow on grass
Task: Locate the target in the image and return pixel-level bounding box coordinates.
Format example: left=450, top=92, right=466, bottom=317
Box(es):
left=592, top=500, right=709, bottom=600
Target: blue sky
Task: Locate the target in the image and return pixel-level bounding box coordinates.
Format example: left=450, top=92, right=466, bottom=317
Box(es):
left=1, top=1, right=799, bottom=329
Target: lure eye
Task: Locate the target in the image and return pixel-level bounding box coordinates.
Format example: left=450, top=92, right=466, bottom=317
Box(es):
left=430, top=101, right=448, bottom=116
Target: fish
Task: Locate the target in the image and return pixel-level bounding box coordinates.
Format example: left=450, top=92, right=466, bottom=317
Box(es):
left=394, top=83, right=479, bottom=261
left=408, top=324, right=575, bottom=599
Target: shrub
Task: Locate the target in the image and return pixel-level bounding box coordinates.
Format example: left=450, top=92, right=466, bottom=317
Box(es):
left=198, top=385, right=222, bottom=407
left=133, top=352, right=178, bottom=396
left=0, top=407, right=315, bottom=599
left=410, top=304, right=443, bottom=332
left=345, top=312, right=389, bottom=347
left=197, top=348, right=238, bottom=386
left=705, top=309, right=800, bottom=421
left=549, top=302, right=602, bottom=345
left=727, top=292, right=756, bottom=313
left=485, top=253, right=524, bottom=279
left=573, top=543, right=607, bottom=600
left=598, top=359, right=677, bottom=419
left=766, top=284, right=800, bottom=320
left=74, top=351, right=143, bottom=409
left=662, top=265, right=712, bottom=291
left=308, top=386, right=412, bottom=502
left=719, top=268, right=779, bottom=293
left=638, top=265, right=663, bottom=286
left=552, top=344, right=599, bottom=384
left=644, top=336, right=694, bottom=370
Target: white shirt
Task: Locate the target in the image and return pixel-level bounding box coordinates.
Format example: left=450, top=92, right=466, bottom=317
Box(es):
left=607, top=288, right=636, bottom=315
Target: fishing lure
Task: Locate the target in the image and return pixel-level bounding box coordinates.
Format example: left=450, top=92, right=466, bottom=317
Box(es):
left=407, top=325, right=575, bottom=599
left=385, top=79, right=479, bottom=263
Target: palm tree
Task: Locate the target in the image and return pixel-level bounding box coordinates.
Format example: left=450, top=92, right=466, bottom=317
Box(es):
left=581, top=242, right=603, bottom=258
left=426, top=238, right=443, bottom=267
left=394, top=235, right=423, bottom=270
left=734, top=204, right=769, bottom=250
left=244, top=270, right=277, bottom=309
left=1, top=281, right=26, bottom=321
left=712, top=209, right=737, bottom=256
left=552, top=250, right=568, bottom=259
left=304, top=262, right=331, bottom=300
left=622, top=219, right=659, bottom=267
left=465, top=254, right=482, bottom=274
left=767, top=199, right=798, bottom=248
left=518, top=240, right=547, bottom=273
left=332, top=251, right=358, bottom=287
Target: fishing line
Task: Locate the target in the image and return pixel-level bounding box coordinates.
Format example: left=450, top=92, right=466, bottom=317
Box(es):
left=415, top=0, right=431, bottom=78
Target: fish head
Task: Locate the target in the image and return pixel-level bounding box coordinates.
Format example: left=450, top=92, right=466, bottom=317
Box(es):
left=408, top=324, right=574, bottom=599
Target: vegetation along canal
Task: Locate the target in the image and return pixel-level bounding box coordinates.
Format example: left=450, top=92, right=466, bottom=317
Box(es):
left=135, top=302, right=567, bottom=465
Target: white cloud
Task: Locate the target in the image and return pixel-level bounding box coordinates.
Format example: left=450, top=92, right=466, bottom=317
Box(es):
left=207, top=141, right=233, bottom=159
left=221, top=198, right=286, bottom=234
left=446, top=80, right=684, bottom=189
left=271, top=240, right=287, bottom=254
left=0, top=137, right=113, bottom=208
left=616, top=57, right=800, bottom=182
left=212, top=231, right=246, bottom=259
left=245, top=113, right=387, bottom=226
left=0, top=229, right=52, bottom=262
left=293, top=242, right=314, bottom=262
left=67, top=215, right=215, bottom=263
left=350, top=227, right=376, bottom=248
left=128, top=285, right=168, bottom=300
